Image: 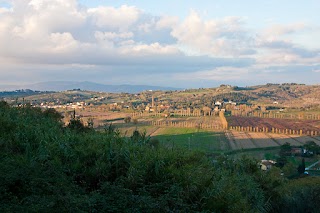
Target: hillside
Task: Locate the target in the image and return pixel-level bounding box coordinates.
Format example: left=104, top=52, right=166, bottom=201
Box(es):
left=2, top=83, right=320, bottom=110
left=1, top=102, right=320, bottom=212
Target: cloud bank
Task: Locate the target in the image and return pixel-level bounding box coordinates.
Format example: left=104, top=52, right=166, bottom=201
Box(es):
left=0, top=0, right=319, bottom=87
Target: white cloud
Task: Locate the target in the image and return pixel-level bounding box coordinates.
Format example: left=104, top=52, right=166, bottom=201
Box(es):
left=263, top=23, right=307, bottom=37
left=0, top=7, right=11, bottom=13
left=88, top=5, right=140, bottom=30
left=46, top=32, right=79, bottom=53
left=0, top=0, right=319, bottom=87
left=94, top=31, right=134, bottom=48
left=102, top=32, right=133, bottom=40
left=170, top=11, right=255, bottom=56
left=119, top=42, right=180, bottom=56
left=156, top=16, right=179, bottom=30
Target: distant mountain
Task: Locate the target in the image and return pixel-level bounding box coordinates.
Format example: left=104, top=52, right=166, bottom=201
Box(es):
left=0, top=81, right=181, bottom=93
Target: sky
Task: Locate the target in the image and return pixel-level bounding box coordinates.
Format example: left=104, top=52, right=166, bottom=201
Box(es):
left=0, top=0, right=320, bottom=88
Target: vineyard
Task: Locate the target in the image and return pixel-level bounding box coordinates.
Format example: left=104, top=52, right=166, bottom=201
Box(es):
left=226, top=130, right=320, bottom=151
left=227, top=116, right=320, bottom=134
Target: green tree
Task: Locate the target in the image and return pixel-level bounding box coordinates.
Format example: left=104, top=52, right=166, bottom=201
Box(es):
left=273, top=177, right=320, bottom=212
left=43, top=108, right=63, bottom=122
left=67, top=118, right=90, bottom=132
left=304, top=141, right=320, bottom=156
left=297, top=158, right=305, bottom=174
left=280, top=142, right=292, bottom=156
left=282, top=162, right=297, bottom=178
left=277, top=142, right=292, bottom=168
left=130, top=129, right=149, bottom=144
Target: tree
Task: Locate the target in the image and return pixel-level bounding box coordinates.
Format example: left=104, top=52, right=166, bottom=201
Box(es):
left=87, top=117, right=94, bottom=129
left=0, top=100, right=9, bottom=108
left=124, top=116, right=131, bottom=123
left=282, top=162, right=297, bottom=178
left=130, top=129, right=149, bottom=144
left=43, top=108, right=63, bottom=122
left=132, top=118, right=138, bottom=125
left=297, top=158, right=305, bottom=174
left=279, top=142, right=292, bottom=156
left=303, top=141, right=320, bottom=156
left=67, top=118, right=90, bottom=132
left=277, top=142, right=292, bottom=168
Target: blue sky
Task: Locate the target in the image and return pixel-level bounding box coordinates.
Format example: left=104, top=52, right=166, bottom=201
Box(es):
left=78, top=0, right=320, bottom=24
left=0, top=0, right=319, bottom=88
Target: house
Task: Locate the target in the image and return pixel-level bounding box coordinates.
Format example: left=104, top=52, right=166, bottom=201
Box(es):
left=228, top=100, right=237, bottom=105
left=145, top=105, right=155, bottom=112
left=291, top=147, right=303, bottom=156
left=260, top=160, right=276, bottom=171
left=215, top=101, right=222, bottom=106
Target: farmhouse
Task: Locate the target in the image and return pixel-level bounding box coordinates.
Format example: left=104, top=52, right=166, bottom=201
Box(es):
left=215, top=101, right=222, bottom=106
left=291, top=147, right=303, bottom=155
left=145, top=105, right=155, bottom=112
left=260, top=160, right=276, bottom=171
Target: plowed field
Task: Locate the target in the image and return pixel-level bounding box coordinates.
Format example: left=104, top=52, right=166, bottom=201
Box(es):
left=227, top=116, right=320, bottom=132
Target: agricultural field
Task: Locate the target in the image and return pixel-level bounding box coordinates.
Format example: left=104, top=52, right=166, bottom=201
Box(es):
left=101, top=116, right=320, bottom=157
left=63, top=109, right=320, bottom=157
left=110, top=123, right=160, bottom=137
left=107, top=121, right=229, bottom=153
left=61, top=108, right=224, bottom=130
left=227, top=116, right=320, bottom=132
left=152, top=127, right=229, bottom=153
left=226, top=130, right=320, bottom=151
left=59, top=109, right=132, bottom=127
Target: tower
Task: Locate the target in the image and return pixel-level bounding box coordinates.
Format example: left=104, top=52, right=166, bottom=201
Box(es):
left=152, top=95, right=154, bottom=108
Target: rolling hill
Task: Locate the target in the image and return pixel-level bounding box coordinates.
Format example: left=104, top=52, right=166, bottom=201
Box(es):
left=0, top=81, right=181, bottom=93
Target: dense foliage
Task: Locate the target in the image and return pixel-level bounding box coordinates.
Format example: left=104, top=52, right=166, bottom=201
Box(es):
left=212, top=92, right=255, bottom=103
left=1, top=101, right=319, bottom=212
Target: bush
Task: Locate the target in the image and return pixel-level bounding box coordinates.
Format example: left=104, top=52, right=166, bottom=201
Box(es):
left=124, top=116, right=131, bottom=123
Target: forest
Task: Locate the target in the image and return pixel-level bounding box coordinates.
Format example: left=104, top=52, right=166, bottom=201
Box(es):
left=1, top=101, right=320, bottom=212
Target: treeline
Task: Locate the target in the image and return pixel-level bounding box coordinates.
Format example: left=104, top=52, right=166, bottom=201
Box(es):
left=0, top=89, right=53, bottom=98
left=212, top=92, right=255, bottom=103
left=0, top=101, right=320, bottom=212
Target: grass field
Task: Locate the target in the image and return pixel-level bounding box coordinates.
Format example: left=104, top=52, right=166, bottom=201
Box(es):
left=107, top=123, right=229, bottom=153
left=152, top=128, right=228, bottom=153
